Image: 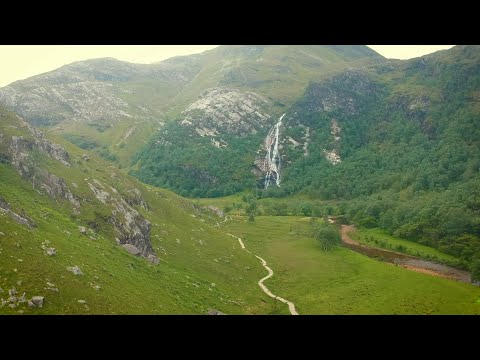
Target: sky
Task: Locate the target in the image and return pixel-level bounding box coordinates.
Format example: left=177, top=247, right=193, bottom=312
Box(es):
left=0, top=45, right=454, bottom=87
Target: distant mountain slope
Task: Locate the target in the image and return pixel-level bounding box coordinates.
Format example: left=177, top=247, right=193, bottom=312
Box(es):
left=0, top=45, right=382, bottom=167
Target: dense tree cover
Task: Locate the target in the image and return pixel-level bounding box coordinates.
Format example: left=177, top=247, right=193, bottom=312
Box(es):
left=131, top=122, right=266, bottom=198
left=275, top=47, right=480, bottom=269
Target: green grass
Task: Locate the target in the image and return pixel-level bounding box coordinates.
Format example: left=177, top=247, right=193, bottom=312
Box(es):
left=0, top=163, right=275, bottom=315
left=0, top=109, right=276, bottom=314
left=349, top=228, right=463, bottom=268
left=51, top=116, right=160, bottom=168
left=223, top=216, right=480, bottom=314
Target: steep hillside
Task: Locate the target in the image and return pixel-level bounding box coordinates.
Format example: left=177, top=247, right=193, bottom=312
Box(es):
left=0, top=107, right=273, bottom=314
left=263, top=45, right=480, bottom=274
left=131, top=45, right=382, bottom=196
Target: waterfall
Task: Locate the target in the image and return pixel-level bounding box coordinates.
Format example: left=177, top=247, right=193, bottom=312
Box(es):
left=264, top=113, right=285, bottom=188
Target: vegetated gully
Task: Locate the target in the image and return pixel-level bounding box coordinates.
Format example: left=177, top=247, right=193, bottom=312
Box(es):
left=228, top=233, right=298, bottom=315
left=340, top=225, right=471, bottom=283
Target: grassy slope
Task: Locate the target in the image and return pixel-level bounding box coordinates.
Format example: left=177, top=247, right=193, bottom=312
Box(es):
left=167, top=45, right=383, bottom=116
left=54, top=116, right=161, bottom=167
left=0, top=110, right=273, bottom=315
left=223, top=216, right=480, bottom=314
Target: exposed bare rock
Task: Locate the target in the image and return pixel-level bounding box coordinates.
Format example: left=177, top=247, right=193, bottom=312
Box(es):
left=36, top=171, right=80, bottom=208
left=66, top=265, right=84, bottom=276
left=180, top=87, right=272, bottom=138
left=126, top=188, right=148, bottom=211
left=322, top=119, right=342, bottom=165
left=147, top=254, right=160, bottom=265
left=8, top=288, right=17, bottom=296
left=7, top=127, right=80, bottom=212
left=204, top=206, right=225, bottom=218
left=87, top=180, right=154, bottom=258
left=112, top=198, right=153, bottom=257
left=10, top=121, right=70, bottom=167
left=78, top=226, right=87, bottom=234
left=122, top=244, right=141, bottom=256
left=88, top=182, right=110, bottom=204
left=31, top=296, right=44, bottom=308
left=323, top=149, right=342, bottom=165
left=207, top=309, right=226, bottom=315
left=45, top=247, right=56, bottom=256
left=0, top=197, right=36, bottom=228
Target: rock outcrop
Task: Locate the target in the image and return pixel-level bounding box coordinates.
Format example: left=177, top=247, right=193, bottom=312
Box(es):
left=204, top=206, right=225, bottom=218
left=125, top=188, right=148, bottom=211
left=180, top=87, right=273, bottom=140
left=6, top=120, right=80, bottom=212
left=87, top=180, right=158, bottom=262
left=66, top=266, right=84, bottom=276
left=207, top=309, right=226, bottom=315
left=0, top=197, right=36, bottom=228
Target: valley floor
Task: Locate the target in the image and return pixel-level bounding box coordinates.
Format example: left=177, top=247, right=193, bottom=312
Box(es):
left=223, top=216, right=480, bottom=315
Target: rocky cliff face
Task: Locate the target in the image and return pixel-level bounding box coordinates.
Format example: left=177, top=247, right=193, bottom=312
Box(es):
left=180, top=87, right=273, bottom=143
left=6, top=119, right=80, bottom=212
left=87, top=179, right=157, bottom=260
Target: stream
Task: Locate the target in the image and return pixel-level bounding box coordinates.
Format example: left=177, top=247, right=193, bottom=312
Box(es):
left=341, top=225, right=472, bottom=283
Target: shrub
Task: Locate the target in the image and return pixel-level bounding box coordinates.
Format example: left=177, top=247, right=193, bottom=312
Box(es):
left=313, top=224, right=341, bottom=251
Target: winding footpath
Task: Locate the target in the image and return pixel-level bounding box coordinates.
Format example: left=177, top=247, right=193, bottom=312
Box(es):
left=228, top=233, right=299, bottom=315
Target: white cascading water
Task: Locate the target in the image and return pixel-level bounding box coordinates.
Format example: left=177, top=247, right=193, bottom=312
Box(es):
left=264, top=113, right=285, bottom=188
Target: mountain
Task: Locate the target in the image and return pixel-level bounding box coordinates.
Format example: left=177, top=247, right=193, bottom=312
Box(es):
left=133, top=45, right=480, bottom=273
left=129, top=46, right=383, bottom=196
left=0, top=106, right=274, bottom=314
left=0, top=55, right=203, bottom=166
left=1, top=45, right=480, bottom=314
left=0, top=46, right=382, bottom=167
left=272, top=46, right=480, bottom=258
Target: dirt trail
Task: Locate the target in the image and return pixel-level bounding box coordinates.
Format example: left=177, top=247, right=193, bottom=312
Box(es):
left=228, top=233, right=298, bottom=315
left=340, top=225, right=471, bottom=283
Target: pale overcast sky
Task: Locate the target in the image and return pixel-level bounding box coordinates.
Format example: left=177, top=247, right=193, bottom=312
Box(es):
left=0, top=45, right=454, bottom=87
